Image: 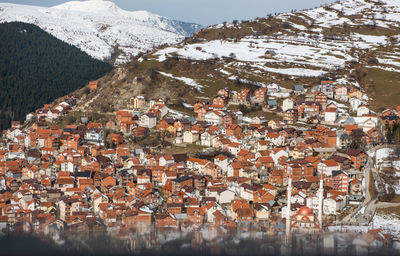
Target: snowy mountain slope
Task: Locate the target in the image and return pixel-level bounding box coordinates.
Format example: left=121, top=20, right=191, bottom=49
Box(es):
left=0, top=1, right=201, bottom=65
left=52, top=0, right=201, bottom=37
left=154, top=0, right=400, bottom=78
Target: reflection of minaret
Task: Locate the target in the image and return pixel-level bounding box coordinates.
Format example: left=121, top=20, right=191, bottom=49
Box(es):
left=318, top=170, right=324, bottom=230
left=286, top=169, right=292, bottom=237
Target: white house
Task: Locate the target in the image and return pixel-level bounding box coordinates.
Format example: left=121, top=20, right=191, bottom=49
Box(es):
left=159, top=155, right=174, bottom=167
left=235, top=111, right=243, bottom=123
left=26, top=112, right=35, bottom=122
left=7, top=128, right=23, bottom=141
left=324, top=108, right=337, bottom=123
left=183, top=130, right=199, bottom=144
left=353, top=116, right=378, bottom=132
left=214, top=155, right=231, bottom=175
left=349, top=97, right=362, bottom=112
left=323, top=195, right=346, bottom=215
left=160, top=172, right=168, bottom=186
left=154, top=104, right=169, bottom=118
left=361, top=118, right=377, bottom=133
left=317, top=160, right=341, bottom=176
left=61, top=161, right=77, bottom=173
left=8, top=150, right=25, bottom=159
left=217, top=189, right=236, bottom=204
left=149, top=98, right=164, bottom=109
left=273, top=90, right=292, bottom=98
left=227, top=143, right=241, bottom=156
left=265, top=133, right=285, bottom=146
left=357, top=105, right=370, bottom=117
left=85, top=129, right=104, bottom=146
left=205, top=111, right=224, bottom=126
left=200, top=131, right=214, bottom=147
left=266, top=83, right=281, bottom=96
left=306, top=194, right=321, bottom=213
left=282, top=98, right=295, bottom=112
left=253, top=116, right=265, bottom=125
left=206, top=204, right=224, bottom=224
left=267, top=84, right=292, bottom=98
left=206, top=188, right=219, bottom=198
left=240, top=183, right=257, bottom=201
left=336, top=130, right=351, bottom=149
left=46, top=109, right=61, bottom=120
left=257, top=140, right=268, bottom=151
left=140, top=113, right=157, bottom=128
left=174, top=136, right=183, bottom=144
left=335, top=85, right=348, bottom=102
left=54, top=105, right=66, bottom=112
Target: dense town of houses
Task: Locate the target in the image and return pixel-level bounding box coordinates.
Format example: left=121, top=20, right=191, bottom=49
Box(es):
left=0, top=79, right=397, bottom=249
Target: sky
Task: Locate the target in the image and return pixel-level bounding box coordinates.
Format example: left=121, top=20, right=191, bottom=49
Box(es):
left=1, top=0, right=339, bottom=25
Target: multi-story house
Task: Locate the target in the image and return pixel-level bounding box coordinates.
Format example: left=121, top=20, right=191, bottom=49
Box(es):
left=131, top=95, right=146, bottom=110
left=283, top=109, right=298, bottom=124
left=325, top=171, right=349, bottom=194
left=317, top=159, right=341, bottom=176
left=205, top=111, right=224, bottom=126
left=140, top=113, right=157, bottom=129
left=315, top=92, right=328, bottom=106
left=335, top=85, right=348, bottom=102
left=252, top=87, right=267, bottom=104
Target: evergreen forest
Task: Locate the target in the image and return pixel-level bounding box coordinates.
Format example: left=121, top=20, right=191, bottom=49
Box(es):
left=0, top=22, right=112, bottom=129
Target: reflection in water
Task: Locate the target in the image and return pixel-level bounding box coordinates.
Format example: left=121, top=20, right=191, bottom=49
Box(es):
left=0, top=227, right=398, bottom=256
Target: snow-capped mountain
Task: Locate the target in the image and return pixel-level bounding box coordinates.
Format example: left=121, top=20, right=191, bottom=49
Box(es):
left=0, top=0, right=202, bottom=65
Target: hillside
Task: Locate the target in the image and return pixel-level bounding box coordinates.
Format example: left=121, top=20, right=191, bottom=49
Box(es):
left=0, top=21, right=112, bottom=130
left=149, top=0, right=400, bottom=110
left=57, top=0, right=400, bottom=122
left=0, top=0, right=202, bottom=65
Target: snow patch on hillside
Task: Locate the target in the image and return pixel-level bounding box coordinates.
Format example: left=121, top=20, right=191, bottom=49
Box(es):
left=376, top=148, right=394, bottom=163
left=331, top=0, right=373, bottom=16
left=154, top=33, right=373, bottom=76
left=354, top=34, right=387, bottom=45
left=377, top=58, right=400, bottom=68
left=158, top=71, right=203, bottom=92
left=255, top=65, right=326, bottom=77
left=371, top=214, right=400, bottom=238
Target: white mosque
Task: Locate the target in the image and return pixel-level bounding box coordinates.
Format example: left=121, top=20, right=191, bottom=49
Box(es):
left=286, top=171, right=323, bottom=235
